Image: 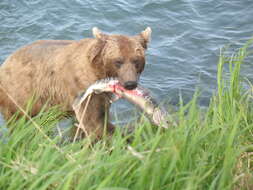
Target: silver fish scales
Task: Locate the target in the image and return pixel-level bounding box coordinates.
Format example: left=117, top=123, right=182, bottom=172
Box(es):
left=73, top=78, right=170, bottom=129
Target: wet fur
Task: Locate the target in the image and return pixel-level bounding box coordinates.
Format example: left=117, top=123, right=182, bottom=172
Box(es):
left=0, top=28, right=151, bottom=139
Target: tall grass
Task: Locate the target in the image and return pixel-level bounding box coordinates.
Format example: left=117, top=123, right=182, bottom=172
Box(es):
left=0, top=43, right=252, bottom=190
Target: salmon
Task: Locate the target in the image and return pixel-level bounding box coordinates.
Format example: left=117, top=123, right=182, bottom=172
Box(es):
left=73, top=78, right=170, bottom=128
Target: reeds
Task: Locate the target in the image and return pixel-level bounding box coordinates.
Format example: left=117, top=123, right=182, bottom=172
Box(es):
left=0, top=42, right=252, bottom=190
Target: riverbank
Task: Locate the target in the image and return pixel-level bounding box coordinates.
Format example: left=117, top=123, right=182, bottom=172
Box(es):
left=0, top=43, right=252, bottom=190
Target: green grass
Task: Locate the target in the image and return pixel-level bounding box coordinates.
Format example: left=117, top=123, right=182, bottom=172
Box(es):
left=0, top=42, right=253, bottom=190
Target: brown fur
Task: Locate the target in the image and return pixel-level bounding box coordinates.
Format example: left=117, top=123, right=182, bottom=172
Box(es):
left=0, top=27, right=151, bottom=139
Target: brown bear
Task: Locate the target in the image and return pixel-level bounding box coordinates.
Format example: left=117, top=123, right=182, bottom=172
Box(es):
left=0, top=27, right=152, bottom=139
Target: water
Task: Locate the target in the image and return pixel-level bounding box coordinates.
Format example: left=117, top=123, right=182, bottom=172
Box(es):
left=1, top=0, right=253, bottom=124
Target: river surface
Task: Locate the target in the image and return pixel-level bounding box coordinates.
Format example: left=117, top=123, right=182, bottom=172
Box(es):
left=0, top=0, right=253, bottom=125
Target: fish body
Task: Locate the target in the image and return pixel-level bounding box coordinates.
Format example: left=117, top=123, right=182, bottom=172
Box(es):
left=113, top=84, right=169, bottom=128
left=74, top=78, right=119, bottom=108
left=73, top=78, right=170, bottom=128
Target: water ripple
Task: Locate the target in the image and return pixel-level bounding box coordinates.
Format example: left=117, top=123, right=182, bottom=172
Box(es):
left=0, top=0, right=253, bottom=121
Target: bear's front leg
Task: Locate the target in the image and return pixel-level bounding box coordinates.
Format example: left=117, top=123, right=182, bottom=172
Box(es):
left=72, top=93, right=115, bottom=140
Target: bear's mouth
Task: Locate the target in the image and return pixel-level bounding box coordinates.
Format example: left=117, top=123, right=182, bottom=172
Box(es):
left=118, top=74, right=140, bottom=91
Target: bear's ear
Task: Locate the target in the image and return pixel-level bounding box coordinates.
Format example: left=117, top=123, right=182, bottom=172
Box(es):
left=92, top=27, right=107, bottom=40
left=136, top=27, right=152, bottom=49
left=88, top=39, right=106, bottom=65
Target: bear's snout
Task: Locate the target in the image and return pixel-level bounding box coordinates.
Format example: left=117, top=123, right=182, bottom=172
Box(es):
left=123, top=81, right=137, bottom=90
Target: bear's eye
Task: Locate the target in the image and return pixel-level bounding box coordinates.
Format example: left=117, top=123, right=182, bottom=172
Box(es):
left=114, top=60, right=123, bottom=68
left=132, top=59, right=141, bottom=69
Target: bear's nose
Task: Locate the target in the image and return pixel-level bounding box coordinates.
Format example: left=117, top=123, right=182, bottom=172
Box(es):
left=124, top=81, right=137, bottom=90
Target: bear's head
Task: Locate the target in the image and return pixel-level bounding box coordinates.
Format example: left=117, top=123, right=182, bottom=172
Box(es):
left=88, top=27, right=152, bottom=90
